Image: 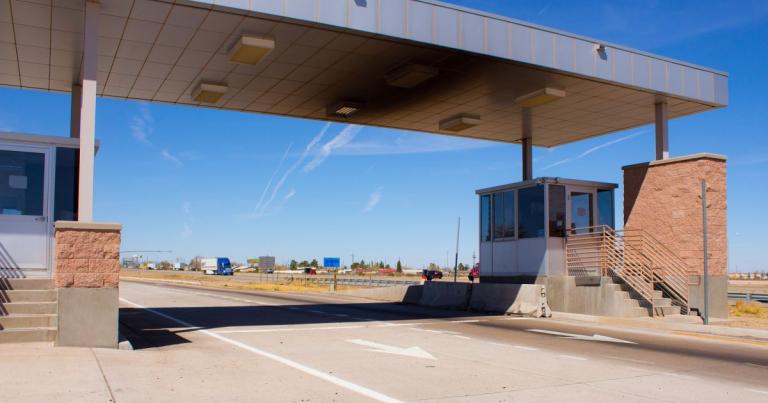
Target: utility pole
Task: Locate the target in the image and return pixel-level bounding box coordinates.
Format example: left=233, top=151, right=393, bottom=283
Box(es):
left=701, top=179, right=710, bottom=325
left=472, top=251, right=476, bottom=268
left=453, top=217, right=461, bottom=282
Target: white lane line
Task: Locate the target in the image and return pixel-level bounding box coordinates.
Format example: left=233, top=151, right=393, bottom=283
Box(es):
left=218, top=325, right=367, bottom=334
left=559, top=354, right=587, bottom=361
left=120, top=297, right=402, bottom=403
left=513, top=345, right=539, bottom=351
left=452, top=335, right=472, bottom=340
left=603, top=355, right=654, bottom=365
left=307, top=310, right=326, bottom=315
left=448, top=319, right=482, bottom=323
left=662, top=372, right=699, bottom=381
left=747, top=388, right=768, bottom=395
left=216, top=322, right=428, bottom=334
left=746, top=362, right=768, bottom=369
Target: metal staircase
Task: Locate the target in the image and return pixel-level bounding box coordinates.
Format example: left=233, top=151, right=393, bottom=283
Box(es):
left=566, top=225, right=693, bottom=316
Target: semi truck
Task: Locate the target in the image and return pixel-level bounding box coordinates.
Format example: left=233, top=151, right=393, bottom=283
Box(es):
left=201, top=257, right=233, bottom=276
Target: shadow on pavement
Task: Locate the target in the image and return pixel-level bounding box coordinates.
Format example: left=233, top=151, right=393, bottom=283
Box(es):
left=120, top=300, right=491, bottom=350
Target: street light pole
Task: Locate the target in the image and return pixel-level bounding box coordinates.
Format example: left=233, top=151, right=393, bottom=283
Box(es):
left=453, top=217, right=460, bottom=283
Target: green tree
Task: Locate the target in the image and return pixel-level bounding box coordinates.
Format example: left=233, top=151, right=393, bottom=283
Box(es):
left=428, top=262, right=440, bottom=271
left=310, top=259, right=319, bottom=268
left=396, top=260, right=402, bottom=273
left=299, top=260, right=310, bottom=267
left=289, top=260, right=298, bottom=270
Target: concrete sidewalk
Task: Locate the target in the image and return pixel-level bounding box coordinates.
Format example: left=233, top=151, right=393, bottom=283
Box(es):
left=0, top=343, right=114, bottom=402
left=551, top=311, right=768, bottom=342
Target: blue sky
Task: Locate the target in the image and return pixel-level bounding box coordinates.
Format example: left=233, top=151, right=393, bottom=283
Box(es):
left=1, top=1, right=767, bottom=270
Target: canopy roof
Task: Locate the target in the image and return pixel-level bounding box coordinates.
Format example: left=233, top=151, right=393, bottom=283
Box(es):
left=0, top=0, right=728, bottom=147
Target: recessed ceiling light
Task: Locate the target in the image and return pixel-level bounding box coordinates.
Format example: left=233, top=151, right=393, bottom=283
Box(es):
left=439, top=114, right=481, bottom=132
left=514, top=87, right=566, bottom=108
left=228, top=35, right=275, bottom=65
left=192, top=82, right=227, bottom=104
left=385, top=63, right=439, bottom=88
left=327, top=101, right=363, bottom=118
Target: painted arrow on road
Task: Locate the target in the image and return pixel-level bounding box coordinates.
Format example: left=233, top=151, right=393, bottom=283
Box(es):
left=526, top=329, right=637, bottom=344
left=347, top=339, right=436, bottom=360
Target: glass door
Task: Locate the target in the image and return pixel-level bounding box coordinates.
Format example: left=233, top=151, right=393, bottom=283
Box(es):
left=567, top=187, right=596, bottom=235
left=0, top=143, right=52, bottom=277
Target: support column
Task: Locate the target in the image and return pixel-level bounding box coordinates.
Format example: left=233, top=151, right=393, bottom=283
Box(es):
left=521, top=108, right=533, bottom=181
left=655, top=101, right=669, bottom=160
left=75, top=0, right=99, bottom=222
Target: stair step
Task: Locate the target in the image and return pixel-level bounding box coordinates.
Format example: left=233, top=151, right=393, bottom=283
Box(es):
left=0, top=327, right=56, bottom=343
left=0, top=279, right=54, bottom=291
left=0, top=314, right=57, bottom=329
left=653, top=298, right=672, bottom=307
left=0, top=290, right=57, bottom=303
left=656, top=306, right=681, bottom=316
left=1, top=302, right=57, bottom=315
left=623, top=298, right=640, bottom=308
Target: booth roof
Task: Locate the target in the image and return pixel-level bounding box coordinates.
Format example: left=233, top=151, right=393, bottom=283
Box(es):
left=476, top=177, right=618, bottom=194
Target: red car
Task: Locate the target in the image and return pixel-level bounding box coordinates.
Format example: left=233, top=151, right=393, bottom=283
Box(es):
left=468, top=264, right=480, bottom=282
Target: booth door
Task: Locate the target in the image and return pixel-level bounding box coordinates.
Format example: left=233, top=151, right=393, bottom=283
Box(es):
left=0, top=144, right=52, bottom=277
left=567, top=186, right=596, bottom=234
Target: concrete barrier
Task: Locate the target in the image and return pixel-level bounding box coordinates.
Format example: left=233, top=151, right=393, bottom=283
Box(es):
left=338, top=285, right=423, bottom=304
left=469, top=284, right=551, bottom=317
left=417, top=282, right=472, bottom=310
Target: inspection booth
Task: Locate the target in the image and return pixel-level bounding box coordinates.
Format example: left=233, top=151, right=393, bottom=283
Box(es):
left=0, top=132, right=85, bottom=278
left=476, top=178, right=616, bottom=282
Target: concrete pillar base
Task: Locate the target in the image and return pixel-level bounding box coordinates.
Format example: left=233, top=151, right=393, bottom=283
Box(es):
left=56, top=288, right=118, bottom=348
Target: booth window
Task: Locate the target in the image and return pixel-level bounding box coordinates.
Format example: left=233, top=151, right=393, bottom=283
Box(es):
left=597, top=189, right=615, bottom=228
left=480, top=194, right=491, bottom=242
left=518, top=185, right=544, bottom=238
left=54, top=147, right=79, bottom=221
left=548, top=184, right=566, bottom=237
left=0, top=150, right=44, bottom=216
left=493, top=191, right=515, bottom=239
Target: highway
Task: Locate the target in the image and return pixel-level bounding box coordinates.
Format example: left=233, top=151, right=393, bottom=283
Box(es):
left=116, top=280, right=768, bottom=402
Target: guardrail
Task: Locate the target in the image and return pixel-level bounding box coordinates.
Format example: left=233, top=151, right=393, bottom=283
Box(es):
left=728, top=292, right=768, bottom=303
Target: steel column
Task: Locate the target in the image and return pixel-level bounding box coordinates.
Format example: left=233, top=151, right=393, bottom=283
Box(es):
left=522, top=108, right=533, bottom=181
left=75, top=0, right=99, bottom=222
left=655, top=101, right=669, bottom=160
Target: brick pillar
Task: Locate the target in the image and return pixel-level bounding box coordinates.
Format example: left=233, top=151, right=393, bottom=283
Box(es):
left=54, top=221, right=122, bottom=347
left=623, top=154, right=727, bottom=317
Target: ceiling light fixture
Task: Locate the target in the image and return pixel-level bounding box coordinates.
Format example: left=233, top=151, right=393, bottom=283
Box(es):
left=327, top=101, right=363, bottom=118
left=514, top=87, right=566, bottom=108
left=192, top=82, right=228, bottom=103
left=439, top=114, right=481, bottom=132
left=385, top=63, right=439, bottom=88
left=228, top=35, right=275, bottom=65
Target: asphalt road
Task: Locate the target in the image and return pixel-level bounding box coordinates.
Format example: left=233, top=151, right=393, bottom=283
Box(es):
left=117, top=280, right=768, bottom=402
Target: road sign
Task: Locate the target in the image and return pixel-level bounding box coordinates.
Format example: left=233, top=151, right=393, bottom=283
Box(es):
left=324, top=257, right=340, bottom=268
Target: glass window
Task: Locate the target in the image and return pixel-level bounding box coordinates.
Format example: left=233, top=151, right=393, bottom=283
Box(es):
left=54, top=147, right=79, bottom=221
left=480, top=195, right=491, bottom=242
left=518, top=185, right=545, bottom=238
left=548, top=184, right=566, bottom=237
left=597, top=189, right=615, bottom=228
left=0, top=149, right=44, bottom=216
left=493, top=191, right=515, bottom=239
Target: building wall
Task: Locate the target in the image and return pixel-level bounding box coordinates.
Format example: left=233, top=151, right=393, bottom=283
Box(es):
left=623, top=154, right=727, bottom=318
left=623, top=154, right=727, bottom=276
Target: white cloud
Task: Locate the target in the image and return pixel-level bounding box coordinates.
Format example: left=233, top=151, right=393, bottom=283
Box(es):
left=161, top=149, right=183, bottom=166
left=181, top=223, right=192, bottom=238
left=130, top=103, right=153, bottom=144
left=362, top=188, right=382, bottom=213
left=334, top=130, right=497, bottom=156
left=253, top=122, right=332, bottom=216
left=303, top=124, right=362, bottom=172
left=541, top=130, right=645, bottom=170
left=253, top=143, right=293, bottom=214
left=284, top=188, right=296, bottom=200
left=182, top=201, right=191, bottom=215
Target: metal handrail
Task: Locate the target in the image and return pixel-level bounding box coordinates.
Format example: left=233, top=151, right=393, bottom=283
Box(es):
left=566, top=225, right=691, bottom=315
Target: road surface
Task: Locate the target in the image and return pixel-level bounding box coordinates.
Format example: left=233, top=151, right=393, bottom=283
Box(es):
left=115, top=280, right=768, bottom=402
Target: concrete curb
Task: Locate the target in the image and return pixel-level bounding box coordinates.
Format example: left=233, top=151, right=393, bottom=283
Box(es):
left=552, top=311, right=768, bottom=341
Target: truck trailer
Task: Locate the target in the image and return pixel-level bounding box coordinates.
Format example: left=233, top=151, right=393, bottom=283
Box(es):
left=201, top=257, right=233, bottom=276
